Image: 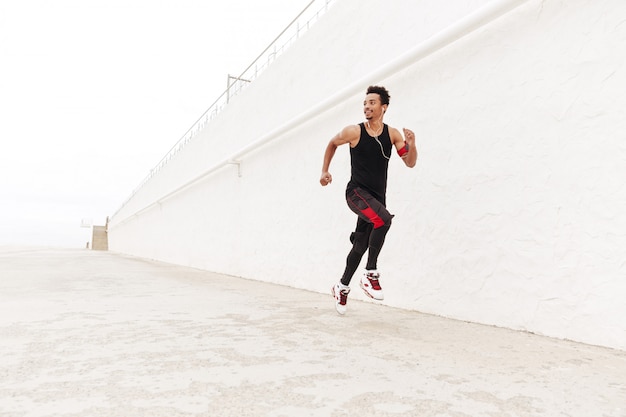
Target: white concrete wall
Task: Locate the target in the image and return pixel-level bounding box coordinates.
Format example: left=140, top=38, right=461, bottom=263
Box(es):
left=109, top=0, right=626, bottom=351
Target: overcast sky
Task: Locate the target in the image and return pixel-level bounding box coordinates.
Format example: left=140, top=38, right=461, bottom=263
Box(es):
left=0, top=0, right=312, bottom=247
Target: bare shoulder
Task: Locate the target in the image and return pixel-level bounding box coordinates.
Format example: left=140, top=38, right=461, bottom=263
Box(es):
left=342, top=124, right=361, bottom=138
left=334, top=124, right=361, bottom=146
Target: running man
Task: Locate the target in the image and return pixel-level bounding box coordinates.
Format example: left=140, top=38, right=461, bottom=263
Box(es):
left=320, top=85, right=418, bottom=314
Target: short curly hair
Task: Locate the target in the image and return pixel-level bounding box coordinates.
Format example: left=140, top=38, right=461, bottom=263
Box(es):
left=366, top=85, right=390, bottom=105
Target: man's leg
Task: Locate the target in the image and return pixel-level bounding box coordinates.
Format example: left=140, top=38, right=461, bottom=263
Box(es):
left=346, top=188, right=393, bottom=300
left=346, top=188, right=394, bottom=270
left=340, top=218, right=372, bottom=286
left=365, top=223, right=390, bottom=271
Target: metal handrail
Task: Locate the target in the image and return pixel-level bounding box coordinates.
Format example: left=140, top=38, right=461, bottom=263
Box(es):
left=112, top=0, right=334, bottom=218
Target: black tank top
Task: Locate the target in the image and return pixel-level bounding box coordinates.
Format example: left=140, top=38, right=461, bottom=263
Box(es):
left=347, top=122, right=392, bottom=204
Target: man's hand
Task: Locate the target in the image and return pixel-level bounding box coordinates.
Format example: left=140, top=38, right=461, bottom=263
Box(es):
left=403, top=128, right=415, bottom=146
left=320, top=172, right=333, bottom=186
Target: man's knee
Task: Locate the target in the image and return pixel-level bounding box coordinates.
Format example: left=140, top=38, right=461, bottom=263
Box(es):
left=349, top=231, right=369, bottom=254
left=375, top=213, right=394, bottom=229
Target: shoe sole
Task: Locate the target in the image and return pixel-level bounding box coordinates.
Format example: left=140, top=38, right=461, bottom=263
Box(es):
left=360, top=281, right=384, bottom=301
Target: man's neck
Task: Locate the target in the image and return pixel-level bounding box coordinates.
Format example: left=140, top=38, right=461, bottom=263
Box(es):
left=366, top=120, right=384, bottom=136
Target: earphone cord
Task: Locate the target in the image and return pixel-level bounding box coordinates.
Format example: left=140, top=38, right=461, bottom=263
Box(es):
left=367, top=120, right=390, bottom=160
left=374, top=136, right=391, bottom=160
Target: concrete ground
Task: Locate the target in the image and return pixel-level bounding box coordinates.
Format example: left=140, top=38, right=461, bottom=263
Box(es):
left=0, top=247, right=624, bottom=417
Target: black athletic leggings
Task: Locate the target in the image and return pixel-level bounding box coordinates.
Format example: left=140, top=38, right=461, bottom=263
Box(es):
left=341, top=187, right=393, bottom=285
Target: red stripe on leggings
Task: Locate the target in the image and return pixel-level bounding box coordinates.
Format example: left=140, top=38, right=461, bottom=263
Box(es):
left=361, top=207, right=385, bottom=229
left=349, top=189, right=387, bottom=229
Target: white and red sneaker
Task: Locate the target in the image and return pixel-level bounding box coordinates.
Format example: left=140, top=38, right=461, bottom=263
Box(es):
left=332, top=283, right=350, bottom=315
left=360, top=270, right=384, bottom=300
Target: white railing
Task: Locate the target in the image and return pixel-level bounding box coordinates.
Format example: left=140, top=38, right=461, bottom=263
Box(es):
left=113, top=0, right=334, bottom=217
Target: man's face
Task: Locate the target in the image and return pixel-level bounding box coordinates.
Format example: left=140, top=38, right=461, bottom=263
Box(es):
left=363, top=93, right=385, bottom=120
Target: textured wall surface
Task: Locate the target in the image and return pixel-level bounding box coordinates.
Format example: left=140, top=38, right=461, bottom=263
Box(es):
left=109, top=0, right=626, bottom=350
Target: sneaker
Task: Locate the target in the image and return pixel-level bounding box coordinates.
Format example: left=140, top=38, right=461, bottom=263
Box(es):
left=360, top=270, right=384, bottom=300
left=332, top=283, right=350, bottom=315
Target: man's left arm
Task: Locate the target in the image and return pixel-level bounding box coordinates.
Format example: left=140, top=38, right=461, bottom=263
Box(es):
left=391, top=127, right=418, bottom=168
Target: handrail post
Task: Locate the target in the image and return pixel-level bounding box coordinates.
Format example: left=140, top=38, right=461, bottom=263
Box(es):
left=227, top=74, right=251, bottom=104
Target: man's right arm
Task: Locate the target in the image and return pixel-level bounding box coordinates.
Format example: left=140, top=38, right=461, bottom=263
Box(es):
left=320, top=125, right=360, bottom=186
